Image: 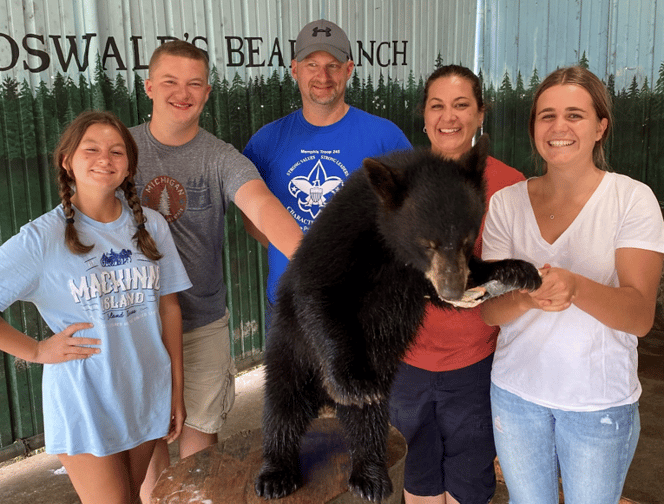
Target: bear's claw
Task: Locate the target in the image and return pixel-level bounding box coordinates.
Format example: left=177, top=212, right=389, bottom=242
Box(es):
left=254, top=468, right=302, bottom=500
left=348, top=462, right=393, bottom=503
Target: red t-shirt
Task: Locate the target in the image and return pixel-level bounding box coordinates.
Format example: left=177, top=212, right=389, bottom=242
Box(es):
left=403, top=156, right=525, bottom=371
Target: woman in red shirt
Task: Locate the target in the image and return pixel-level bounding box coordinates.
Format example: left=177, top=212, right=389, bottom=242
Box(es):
left=388, top=65, right=524, bottom=504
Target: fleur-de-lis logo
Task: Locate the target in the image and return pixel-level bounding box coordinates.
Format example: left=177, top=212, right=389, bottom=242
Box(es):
left=289, top=160, right=343, bottom=219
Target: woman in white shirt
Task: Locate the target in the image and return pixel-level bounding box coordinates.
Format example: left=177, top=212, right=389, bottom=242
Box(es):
left=481, top=66, right=664, bottom=504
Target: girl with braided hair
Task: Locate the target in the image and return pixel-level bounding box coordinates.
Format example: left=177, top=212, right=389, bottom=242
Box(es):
left=0, top=110, right=191, bottom=504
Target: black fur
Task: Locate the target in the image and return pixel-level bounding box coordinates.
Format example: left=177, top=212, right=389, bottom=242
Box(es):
left=255, top=135, right=541, bottom=502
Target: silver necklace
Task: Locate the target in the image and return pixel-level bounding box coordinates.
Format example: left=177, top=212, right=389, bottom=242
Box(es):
left=547, top=172, right=603, bottom=221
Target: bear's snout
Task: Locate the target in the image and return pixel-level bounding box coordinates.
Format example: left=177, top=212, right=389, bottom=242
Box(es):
left=424, top=251, right=470, bottom=300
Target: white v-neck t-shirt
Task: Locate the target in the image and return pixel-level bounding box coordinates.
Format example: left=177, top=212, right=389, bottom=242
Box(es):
left=482, top=172, right=664, bottom=411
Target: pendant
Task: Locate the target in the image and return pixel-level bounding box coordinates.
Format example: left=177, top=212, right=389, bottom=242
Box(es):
left=549, top=214, right=554, bottom=219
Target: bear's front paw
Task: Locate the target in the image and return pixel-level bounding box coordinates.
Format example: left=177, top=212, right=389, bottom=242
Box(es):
left=491, top=259, right=542, bottom=292
left=348, top=461, right=393, bottom=503
left=254, top=466, right=302, bottom=500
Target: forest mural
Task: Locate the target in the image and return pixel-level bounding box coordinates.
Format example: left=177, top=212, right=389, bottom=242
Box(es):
left=483, top=53, right=664, bottom=197
left=3, top=52, right=664, bottom=229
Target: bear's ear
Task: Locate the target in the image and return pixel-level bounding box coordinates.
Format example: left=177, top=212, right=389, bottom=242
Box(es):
left=363, top=158, right=408, bottom=210
left=458, top=134, right=489, bottom=187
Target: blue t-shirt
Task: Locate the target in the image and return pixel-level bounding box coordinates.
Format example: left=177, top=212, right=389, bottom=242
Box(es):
left=0, top=200, right=191, bottom=456
left=243, top=106, right=411, bottom=302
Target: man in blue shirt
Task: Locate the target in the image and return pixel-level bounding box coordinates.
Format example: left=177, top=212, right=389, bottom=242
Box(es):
left=243, top=19, right=411, bottom=310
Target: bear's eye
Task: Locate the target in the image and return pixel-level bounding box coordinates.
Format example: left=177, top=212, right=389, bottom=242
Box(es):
left=424, top=240, right=438, bottom=250
left=420, top=240, right=441, bottom=259
left=417, top=239, right=438, bottom=257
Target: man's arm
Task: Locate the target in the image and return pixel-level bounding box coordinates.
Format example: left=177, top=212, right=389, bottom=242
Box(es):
left=241, top=211, right=270, bottom=248
left=234, top=179, right=303, bottom=259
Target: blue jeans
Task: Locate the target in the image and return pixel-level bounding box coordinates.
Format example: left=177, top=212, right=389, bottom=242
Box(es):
left=490, top=383, right=640, bottom=504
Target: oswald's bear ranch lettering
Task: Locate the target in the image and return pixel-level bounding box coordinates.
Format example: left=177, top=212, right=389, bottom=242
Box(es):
left=0, top=32, right=408, bottom=72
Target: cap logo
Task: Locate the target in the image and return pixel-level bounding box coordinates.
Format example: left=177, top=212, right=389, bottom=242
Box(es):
left=312, top=27, right=332, bottom=37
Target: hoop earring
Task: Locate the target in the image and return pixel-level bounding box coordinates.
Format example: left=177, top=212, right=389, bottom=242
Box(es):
left=423, top=126, right=427, bottom=133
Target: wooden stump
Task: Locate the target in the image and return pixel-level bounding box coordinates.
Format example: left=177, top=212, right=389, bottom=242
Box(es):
left=152, top=417, right=407, bottom=504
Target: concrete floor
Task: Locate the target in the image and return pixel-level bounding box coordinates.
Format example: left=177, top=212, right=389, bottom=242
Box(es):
left=1, top=328, right=663, bottom=504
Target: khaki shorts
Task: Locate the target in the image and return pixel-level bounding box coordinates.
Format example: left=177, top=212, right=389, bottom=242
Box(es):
left=182, top=311, right=236, bottom=433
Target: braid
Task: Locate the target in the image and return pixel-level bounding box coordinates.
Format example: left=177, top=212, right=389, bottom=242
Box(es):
left=121, top=179, right=163, bottom=261
left=57, top=166, right=94, bottom=255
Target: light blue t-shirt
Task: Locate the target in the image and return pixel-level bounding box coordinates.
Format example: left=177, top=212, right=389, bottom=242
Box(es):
left=243, top=106, right=412, bottom=302
left=0, top=200, right=191, bottom=456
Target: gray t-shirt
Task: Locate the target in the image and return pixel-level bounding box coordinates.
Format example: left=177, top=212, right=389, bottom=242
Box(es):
left=131, top=122, right=260, bottom=331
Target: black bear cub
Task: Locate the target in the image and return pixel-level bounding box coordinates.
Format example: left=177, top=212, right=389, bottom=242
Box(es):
left=255, top=135, right=541, bottom=502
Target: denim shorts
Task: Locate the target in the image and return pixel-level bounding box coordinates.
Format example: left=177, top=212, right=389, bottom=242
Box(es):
left=490, top=383, right=640, bottom=504
left=388, top=354, right=496, bottom=503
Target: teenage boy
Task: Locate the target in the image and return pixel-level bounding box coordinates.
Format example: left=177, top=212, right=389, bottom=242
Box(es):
left=132, top=40, right=302, bottom=501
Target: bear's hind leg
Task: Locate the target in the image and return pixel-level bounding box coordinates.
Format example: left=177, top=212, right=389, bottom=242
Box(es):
left=255, top=365, right=322, bottom=499
left=337, top=401, right=393, bottom=503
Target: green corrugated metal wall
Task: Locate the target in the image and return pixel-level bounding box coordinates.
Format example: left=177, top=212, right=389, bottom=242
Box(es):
left=0, top=122, right=55, bottom=452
